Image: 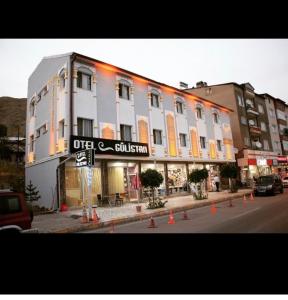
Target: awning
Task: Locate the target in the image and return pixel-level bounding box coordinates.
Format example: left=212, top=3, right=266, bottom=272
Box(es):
left=278, top=156, right=287, bottom=163
left=248, top=159, right=257, bottom=165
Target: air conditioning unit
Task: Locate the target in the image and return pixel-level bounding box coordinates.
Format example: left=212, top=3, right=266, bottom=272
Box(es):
left=248, top=119, right=255, bottom=126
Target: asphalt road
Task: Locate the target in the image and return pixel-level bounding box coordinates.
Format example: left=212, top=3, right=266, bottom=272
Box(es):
left=81, top=188, right=288, bottom=233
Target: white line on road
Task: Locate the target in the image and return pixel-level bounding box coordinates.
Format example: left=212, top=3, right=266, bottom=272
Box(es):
left=229, top=207, right=260, bottom=220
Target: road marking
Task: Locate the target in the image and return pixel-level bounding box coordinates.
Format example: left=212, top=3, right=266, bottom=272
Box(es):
left=229, top=207, right=260, bottom=220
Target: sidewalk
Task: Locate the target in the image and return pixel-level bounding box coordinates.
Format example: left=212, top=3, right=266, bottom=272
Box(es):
left=32, top=189, right=252, bottom=233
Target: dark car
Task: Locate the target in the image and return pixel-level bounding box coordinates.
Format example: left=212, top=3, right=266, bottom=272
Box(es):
left=254, top=175, right=284, bottom=196
left=0, top=192, right=34, bottom=233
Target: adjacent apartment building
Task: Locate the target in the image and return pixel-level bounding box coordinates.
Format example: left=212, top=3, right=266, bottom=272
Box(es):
left=186, top=81, right=288, bottom=185
left=26, top=52, right=235, bottom=209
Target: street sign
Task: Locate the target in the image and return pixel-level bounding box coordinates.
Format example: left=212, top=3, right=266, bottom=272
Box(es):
left=75, top=149, right=95, bottom=167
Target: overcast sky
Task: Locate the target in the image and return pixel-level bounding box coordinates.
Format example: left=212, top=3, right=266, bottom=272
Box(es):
left=1, top=39, right=288, bottom=102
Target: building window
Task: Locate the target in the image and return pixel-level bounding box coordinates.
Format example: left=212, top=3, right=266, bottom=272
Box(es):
left=241, top=116, right=247, bottom=125
left=258, top=104, right=264, bottom=114
left=151, top=93, right=159, bottom=108
left=200, top=136, right=206, bottom=149
left=60, top=69, right=65, bottom=89
left=77, top=118, right=93, bottom=137
left=213, top=112, right=219, bottom=124
left=77, top=69, right=92, bottom=91
left=120, top=124, right=132, bottom=141
left=269, top=108, right=274, bottom=118
left=237, top=95, right=244, bottom=107
left=59, top=120, right=65, bottom=138
left=263, top=139, right=269, bottom=150
left=36, top=129, right=40, bottom=138
left=179, top=133, right=187, bottom=147
left=196, top=107, right=203, bottom=119
left=176, top=101, right=183, bottom=114
left=119, top=82, right=130, bottom=100
left=217, top=140, right=222, bottom=151
left=30, top=100, right=35, bottom=117
left=260, top=122, right=266, bottom=132
left=30, top=135, right=34, bottom=152
left=153, top=129, right=162, bottom=145
left=244, top=137, right=250, bottom=147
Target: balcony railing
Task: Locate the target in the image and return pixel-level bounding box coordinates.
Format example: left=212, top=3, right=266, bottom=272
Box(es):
left=246, top=105, right=259, bottom=116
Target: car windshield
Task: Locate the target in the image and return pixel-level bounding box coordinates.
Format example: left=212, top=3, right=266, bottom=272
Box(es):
left=257, top=177, right=273, bottom=185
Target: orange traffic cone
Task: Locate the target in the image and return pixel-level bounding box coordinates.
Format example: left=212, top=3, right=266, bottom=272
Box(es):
left=92, top=207, right=100, bottom=224
left=243, top=194, right=247, bottom=207
left=81, top=206, right=88, bottom=223
left=182, top=210, right=189, bottom=220
left=210, top=202, right=217, bottom=215
left=168, top=210, right=175, bottom=224
left=148, top=216, right=157, bottom=228
left=250, top=192, right=254, bottom=201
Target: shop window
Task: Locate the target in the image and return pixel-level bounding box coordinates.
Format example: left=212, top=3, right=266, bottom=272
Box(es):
left=120, top=124, right=132, bottom=141
left=176, top=101, right=183, bottom=114
left=179, top=133, right=187, bottom=147
left=200, top=136, right=206, bottom=149
left=153, top=129, right=162, bottom=145
left=59, top=120, right=65, bottom=138
left=217, top=140, right=222, bottom=151
left=119, top=82, right=130, bottom=100
left=77, top=118, right=93, bottom=137
left=77, top=67, right=92, bottom=91
left=151, top=92, right=159, bottom=108
left=167, top=164, right=188, bottom=194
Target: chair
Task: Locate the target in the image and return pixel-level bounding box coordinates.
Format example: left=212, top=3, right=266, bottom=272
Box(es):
left=97, top=194, right=103, bottom=206
left=115, top=193, right=124, bottom=206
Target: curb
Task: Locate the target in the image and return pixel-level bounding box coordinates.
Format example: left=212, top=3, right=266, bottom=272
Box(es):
left=52, top=190, right=252, bottom=233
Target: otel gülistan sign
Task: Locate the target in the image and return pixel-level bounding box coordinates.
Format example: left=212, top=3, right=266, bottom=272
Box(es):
left=70, top=135, right=149, bottom=157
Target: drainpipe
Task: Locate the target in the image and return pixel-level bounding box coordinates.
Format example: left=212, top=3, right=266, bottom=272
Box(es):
left=56, top=53, right=77, bottom=211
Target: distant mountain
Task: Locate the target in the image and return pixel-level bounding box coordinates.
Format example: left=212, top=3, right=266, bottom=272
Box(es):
left=0, top=97, right=27, bottom=137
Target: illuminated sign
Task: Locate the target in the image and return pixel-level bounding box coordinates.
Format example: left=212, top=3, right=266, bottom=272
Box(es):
left=75, top=149, right=94, bottom=167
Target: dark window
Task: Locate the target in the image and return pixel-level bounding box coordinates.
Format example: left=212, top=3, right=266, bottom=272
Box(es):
left=153, top=129, right=162, bottom=145
left=151, top=93, right=159, bottom=108
left=196, top=107, right=203, bottom=119
left=59, top=120, right=65, bottom=138
left=77, top=118, right=93, bottom=137
left=30, top=101, right=35, bottom=117
left=119, top=83, right=130, bottom=100
left=179, top=133, right=187, bottom=147
left=30, top=135, right=34, bottom=152
left=217, top=140, right=222, bottom=151
left=77, top=71, right=91, bottom=90
left=213, top=113, right=219, bottom=123
left=176, top=101, right=183, bottom=114
left=120, top=124, right=132, bottom=141
left=200, top=136, right=206, bottom=149
left=60, top=71, right=65, bottom=89
left=0, top=196, right=21, bottom=215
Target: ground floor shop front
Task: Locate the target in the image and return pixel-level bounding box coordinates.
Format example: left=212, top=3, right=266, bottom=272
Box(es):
left=62, top=158, right=226, bottom=208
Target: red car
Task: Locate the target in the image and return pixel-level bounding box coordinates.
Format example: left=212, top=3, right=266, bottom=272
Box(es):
left=0, top=191, right=34, bottom=233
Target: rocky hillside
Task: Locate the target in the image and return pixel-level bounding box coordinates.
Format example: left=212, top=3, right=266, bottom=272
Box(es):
left=0, top=97, right=27, bottom=137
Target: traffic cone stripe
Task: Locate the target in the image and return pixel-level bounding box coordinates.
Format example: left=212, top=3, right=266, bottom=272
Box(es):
left=168, top=210, right=175, bottom=224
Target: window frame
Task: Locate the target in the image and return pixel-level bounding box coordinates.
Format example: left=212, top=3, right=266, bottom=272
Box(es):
left=59, top=120, right=65, bottom=138
left=176, top=101, right=184, bottom=114
left=30, top=135, right=34, bottom=152
left=120, top=124, right=132, bottom=142
left=77, top=69, right=92, bottom=91
left=196, top=107, right=203, bottom=119
left=77, top=117, right=93, bottom=137
left=153, top=129, right=162, bottom=145
left=151, top=93, right=160, bottom=108
left=200, top=136, right=206, bottom=149
left=119, top=82, right=131, bottom=100
left=179, top=133, right=187, bottom=147
left=216, top=140, right=222, bottom=151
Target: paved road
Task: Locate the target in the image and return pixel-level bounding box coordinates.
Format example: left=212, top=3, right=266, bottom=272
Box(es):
left=81, top=188, right=288, bottom=233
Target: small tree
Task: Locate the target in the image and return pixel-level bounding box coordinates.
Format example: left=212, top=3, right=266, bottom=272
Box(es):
left=139, top=169, right=165, bottom=208
left=25, top=180, right=41, bottom=209
left=220, top=163, right=238, bottom=192
left=188, top=168, right=209, bottom=199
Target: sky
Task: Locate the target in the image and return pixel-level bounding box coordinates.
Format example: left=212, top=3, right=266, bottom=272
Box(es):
left=0, top=39, right=288, bottom=102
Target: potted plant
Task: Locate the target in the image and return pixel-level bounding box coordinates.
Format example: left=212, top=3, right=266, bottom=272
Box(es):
left=220, top=163, right=238, bottom=193
left=188, top=168, right=209, bottom=200
left=139, top=169, right=167, bottom=209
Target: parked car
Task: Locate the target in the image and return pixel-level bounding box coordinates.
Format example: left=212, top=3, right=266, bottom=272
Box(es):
left=282, top=176, right=288, bottom=188
left=0, top=191, right=35, bottom=233
left=254, top=175, right=284, bottom=196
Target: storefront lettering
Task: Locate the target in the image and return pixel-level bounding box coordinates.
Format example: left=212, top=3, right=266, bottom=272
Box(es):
left=73, top=140, right=94, bottom=150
